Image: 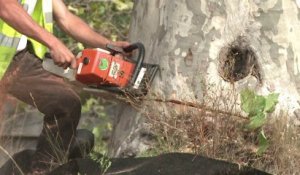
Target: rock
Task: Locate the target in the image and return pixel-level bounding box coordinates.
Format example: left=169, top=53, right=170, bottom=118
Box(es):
left=106, top=153, right=271, bottom=175
left=48, top=159, right=102, bottom=175
left=69, top=129, right=95, bottom=159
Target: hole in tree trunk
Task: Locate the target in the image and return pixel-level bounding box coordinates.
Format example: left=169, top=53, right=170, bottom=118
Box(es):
left=218, top=36, right=261, bottom=83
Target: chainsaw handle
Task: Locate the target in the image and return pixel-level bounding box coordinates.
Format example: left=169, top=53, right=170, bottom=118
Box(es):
left=106, top=44, right=125, bottom=54
left=106, top=42, right=144, bottom=54
left=123, top=42, right=145, bottom=85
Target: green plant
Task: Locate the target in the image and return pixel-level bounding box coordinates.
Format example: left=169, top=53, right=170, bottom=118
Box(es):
left=89, top=151, right=112, bottom=174
left=81, top=97, right=113, bottom=154
left=240, top=89, right=279, bottom=155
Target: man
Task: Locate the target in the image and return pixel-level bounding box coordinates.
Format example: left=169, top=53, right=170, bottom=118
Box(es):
left=0, top=0, right=129, bottom=174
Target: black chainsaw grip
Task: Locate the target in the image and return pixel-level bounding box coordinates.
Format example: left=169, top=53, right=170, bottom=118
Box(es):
left=123, top=42, right=145, bottom=85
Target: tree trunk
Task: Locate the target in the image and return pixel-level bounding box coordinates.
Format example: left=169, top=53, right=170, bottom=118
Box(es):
left=109, top=0, right=300, bottom=157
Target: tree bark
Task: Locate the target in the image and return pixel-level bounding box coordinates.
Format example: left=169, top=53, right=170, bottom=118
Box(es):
left=109, top=0, right=300, bottom=157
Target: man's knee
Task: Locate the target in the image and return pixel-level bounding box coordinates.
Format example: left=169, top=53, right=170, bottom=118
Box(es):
left=42, top=89, right=82, bottom=121
left=60, top=90, right=81, bottom=118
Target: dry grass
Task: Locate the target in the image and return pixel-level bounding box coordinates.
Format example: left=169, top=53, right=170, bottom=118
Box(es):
left=261, top=116, right=300, bottom=174
left=1, top=77, right=299, bottom=174
left=0, top=97, right=70, bottom=172
left=0, top=96, right=26, bottom=174
left=0, top=145, right=24, bottom=175
left=142, top=85, right=300, bottom=175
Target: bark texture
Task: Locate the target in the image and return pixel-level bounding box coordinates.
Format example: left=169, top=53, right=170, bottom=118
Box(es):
left=109, top=0, right=300, bottom=157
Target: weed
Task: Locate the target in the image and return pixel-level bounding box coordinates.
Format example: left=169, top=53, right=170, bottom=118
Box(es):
left=240, top=88, right=279, bottom=155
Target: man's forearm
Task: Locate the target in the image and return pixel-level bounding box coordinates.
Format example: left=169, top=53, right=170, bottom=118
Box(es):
left=56, top=14, right=111, bottom=49
left=0, top=0, right=58, bottom=50
left=53, top=0, right=129, bottom=49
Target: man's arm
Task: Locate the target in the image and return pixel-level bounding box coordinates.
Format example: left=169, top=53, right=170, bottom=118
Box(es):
left=53, top=0, right=129, bottom=49
left=0, top=0, right=76, bottom=69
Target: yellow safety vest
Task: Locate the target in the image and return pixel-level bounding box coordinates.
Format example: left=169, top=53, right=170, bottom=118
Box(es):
left=0, top=0, right=53, bottom=79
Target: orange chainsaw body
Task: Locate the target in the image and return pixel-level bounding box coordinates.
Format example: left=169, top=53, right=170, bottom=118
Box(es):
left=76, top=49, right=135, bottom=88
left=74, top=43, right=159, bottom=96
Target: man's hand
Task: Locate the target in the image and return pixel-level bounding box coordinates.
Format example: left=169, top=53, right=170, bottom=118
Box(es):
left=111, top=41, right=130, bottom=48
left=110, top=41, right=132, bottom=57
left=49, top=39, right=77, bottom=69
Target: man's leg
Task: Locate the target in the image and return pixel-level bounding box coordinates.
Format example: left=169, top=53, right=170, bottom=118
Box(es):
left=0, top=85, right=6, bottom=119
left=2, top=49, right=81, bottom=170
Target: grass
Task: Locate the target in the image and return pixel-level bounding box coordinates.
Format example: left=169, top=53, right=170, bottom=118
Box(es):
left=260, top=115, right=300, bottom=174
left=0, top=97, right=71, bottom=172
left=140, top=84, right=300, bottom=174
left=0, top=97, right=27, bottom=174
left=43, top=127, right=70, bottom=168
left=0, top=145, right=24, bottom=175
left=90, top=150, right=112, bottom=174
left=1, top=80, right=299, bottom=175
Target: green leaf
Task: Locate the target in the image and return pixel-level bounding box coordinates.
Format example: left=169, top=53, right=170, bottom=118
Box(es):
left=92, top=126, right=102, bottom=138
left=257, top=130, right=269, bottom=155
left=240, top=89, right=266, bottom=116
left=77, top=43, right=84, bottom=50
left=98, top=5, right=106, bottom=15
left=82, top=98, right=98, bottom=113
left=78, top=7, right=85, bottom=15
left=67, top=5, right=79, bottom=14
left=113, top=0, right=133, bottom=11
left=264, top=93, right=279, bottom=113
left=247, top=113, right=266, bottom=130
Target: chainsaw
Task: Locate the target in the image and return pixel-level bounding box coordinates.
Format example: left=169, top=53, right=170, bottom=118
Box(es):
left=43, top=43, right=159, bottom=97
